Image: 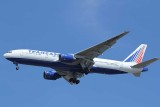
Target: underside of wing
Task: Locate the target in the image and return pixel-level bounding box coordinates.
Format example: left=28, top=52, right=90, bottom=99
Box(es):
left=56, top=69, right=84, bottom=85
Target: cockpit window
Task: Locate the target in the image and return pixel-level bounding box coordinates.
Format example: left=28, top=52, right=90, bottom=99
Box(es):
left=7, top=51, right=12, bottom=53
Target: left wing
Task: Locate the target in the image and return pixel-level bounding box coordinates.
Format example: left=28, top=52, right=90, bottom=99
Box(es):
left=74, top=31, right=129, bottom=71
left=54, top=32, right=129, bottom=84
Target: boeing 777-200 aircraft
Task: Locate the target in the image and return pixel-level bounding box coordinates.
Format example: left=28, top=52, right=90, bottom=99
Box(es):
left=3, top=32, right=159, bottom=84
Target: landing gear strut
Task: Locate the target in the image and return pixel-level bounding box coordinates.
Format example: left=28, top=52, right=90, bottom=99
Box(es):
left=83, top=67, right=90, bottom=75
left=14, top=62, right=19, bottom=70
left=69, top=78, right=80, bottom=84
left=16, top=66, right=19, bottom=70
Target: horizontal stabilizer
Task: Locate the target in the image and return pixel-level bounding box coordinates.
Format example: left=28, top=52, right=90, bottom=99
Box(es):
left=131, top=58, right=159, bottom=68
left=133, top=72, right=141, bottom=77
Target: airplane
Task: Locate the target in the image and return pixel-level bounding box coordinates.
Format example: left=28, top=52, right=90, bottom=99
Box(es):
left=3, top=32, right=159, bottom=85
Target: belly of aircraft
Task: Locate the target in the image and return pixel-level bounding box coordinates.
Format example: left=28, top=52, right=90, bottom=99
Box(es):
left=7, top=58, right=127, bottom=75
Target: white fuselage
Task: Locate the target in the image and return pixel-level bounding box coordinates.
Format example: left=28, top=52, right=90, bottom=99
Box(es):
left=4, top=49, right=143, bottom=75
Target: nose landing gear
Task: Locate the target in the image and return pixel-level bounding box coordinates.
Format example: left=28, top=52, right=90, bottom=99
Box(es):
left=14, top=62, right=19, bottom=70
left=16, top=66, right=19, bottom=70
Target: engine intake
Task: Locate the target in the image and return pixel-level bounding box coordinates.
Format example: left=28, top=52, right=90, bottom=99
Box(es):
left=59, top=54, right=76, bottom=63
left=43, top=71, right=61, bottom=80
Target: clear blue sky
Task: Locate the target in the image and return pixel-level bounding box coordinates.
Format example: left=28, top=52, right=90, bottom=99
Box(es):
left=0, top=0, right=160, bottom=107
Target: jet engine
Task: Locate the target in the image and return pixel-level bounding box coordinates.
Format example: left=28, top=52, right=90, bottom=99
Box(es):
left=43, top=71, right=61, bottom=80
left=59, top=54, right=76, bottom=63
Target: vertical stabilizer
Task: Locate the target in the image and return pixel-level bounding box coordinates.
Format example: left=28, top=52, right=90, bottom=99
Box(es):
left=123, top=44, right=147, bottom=64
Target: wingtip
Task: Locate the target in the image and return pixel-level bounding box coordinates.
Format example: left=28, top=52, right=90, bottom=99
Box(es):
left=152, top=58, right=160, bottom=60
left=119, top=31, right=130, bottom=36
left=124, top=31, right=130, bottom=34
left=118, top=31, right=129, bottom=37
left=156, top=58, right=160, bottom=60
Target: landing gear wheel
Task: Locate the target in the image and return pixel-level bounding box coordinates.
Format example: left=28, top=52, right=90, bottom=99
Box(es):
left=14, top=62, right=19, bottom=70
left=84, top=72, right=88, bottom=75
left=69, top=78, right=80, bottom=84
left=16, top=66, right=19, bottom=70
left=76, top=80, right=80, bottom=84
left=83, top=68, right=89, bottom=75
left=69, top=78, right=74, bottom=83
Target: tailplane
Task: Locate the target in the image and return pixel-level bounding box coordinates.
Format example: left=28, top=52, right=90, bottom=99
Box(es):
left=123, top=44, right=147, bottom=64
left=131, top=58, right=159, bottom=77
left=123, top=44, right=159, bottom=77
left=131, top=58, right=159, bottom=68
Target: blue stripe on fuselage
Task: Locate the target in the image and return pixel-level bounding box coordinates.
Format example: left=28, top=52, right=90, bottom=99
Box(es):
left=6, top=58, right=127, bottom=75
left=90, top=67, right=127, bottom=74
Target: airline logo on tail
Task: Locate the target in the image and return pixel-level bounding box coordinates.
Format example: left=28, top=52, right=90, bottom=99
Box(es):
left=124, top=44, right=147, bottom=64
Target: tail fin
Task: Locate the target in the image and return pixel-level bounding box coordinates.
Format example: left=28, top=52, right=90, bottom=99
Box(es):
left=123, top=44, right=147, bottom=64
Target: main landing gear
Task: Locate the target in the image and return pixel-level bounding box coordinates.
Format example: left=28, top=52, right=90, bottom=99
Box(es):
left=83, top=67, right=90, bottom=75
left=69, top=78, right=80, bottom=84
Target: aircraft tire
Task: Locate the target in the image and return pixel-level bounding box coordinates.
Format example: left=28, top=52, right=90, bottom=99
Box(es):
left=76, top=80, right=80, bottom=84
left=16, top=66, right=19, bottom=70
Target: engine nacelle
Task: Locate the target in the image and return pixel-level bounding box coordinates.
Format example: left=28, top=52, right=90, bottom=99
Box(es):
left=43, top=71, right=61, bottom=80
left=142, top=67, right=148, bottom=72
left=59, top=54, right=76, bottom=63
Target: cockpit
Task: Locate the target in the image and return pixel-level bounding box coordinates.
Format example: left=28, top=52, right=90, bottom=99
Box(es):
left=7, top=51, right=12, bottom=53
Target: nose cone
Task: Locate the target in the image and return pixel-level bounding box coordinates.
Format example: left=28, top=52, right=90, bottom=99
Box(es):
left=3, top=53, right=11, bottom=60
left=3, top=53, right=8, bottom=58
left=3, top=53, right=14, bottom=62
